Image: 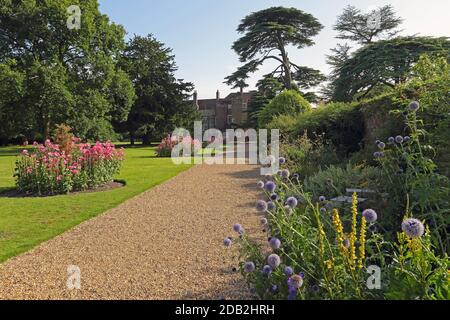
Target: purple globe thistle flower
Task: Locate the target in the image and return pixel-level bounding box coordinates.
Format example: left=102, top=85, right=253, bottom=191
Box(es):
left=284, top=266, right=294, bottom=277
left=257, top=181, right=265, bottom=189
left=320, top=207, right=327, bottom=214
left=267, top=254, right=281, bottom=268
left=286, top=197, right=298, bottom=208
left=378, top=142, right=386, bottom=149
left=279, top=157, right=286, bottom=165
left=408, top=101, right=420, bottom=112
left=256, top=200, right=268, bottom=212
left=395, top=135, right=404, bottom=144
left=233, top=223, right=242, bottom=233
left=262, top=265, right=273, bottom=275
left=288, top=274, right=304, bottom=289
left=270, top=193, right=279, bottom=201
left=311, top=284, right=320, bottom=294
left=292, top=173, right=299, bottom=180
left=299, top=272, right=305, bottom=278
left=267, top=201, right=276, bottom=211
left=287, top=291, right=297, bottom=300
left=260, top=217, right=268, bottom=225
left=375, top=140, right=381, bottom=145
left=388, top=137, right=395, bottom=144
left=244, top=261, right=255, bottom=273
left=362, top=209, right=378, bottom=223
left=223, top=238, right=232, bottom=247
left=404, top=136, right=410, bottom=143
left=265, top=181, right=276, bottom=193
left=379, top=151, right=385, bottom=157
left=281, top=169, right=290, bottom=179
left=374, top=151, right=381, bottom=158
left=319, top=196, right=326, bottom=202
left=270, top=284, right=278, bottom=293
left=401, top=218, right=425, bottom=238
left=269, top=237, right=281, bottom=250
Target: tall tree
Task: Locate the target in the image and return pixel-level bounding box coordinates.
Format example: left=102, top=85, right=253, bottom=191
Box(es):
left=334, top=5, right=403, bottom=45
left=331, top=37, right=450, bottom=101
left=0, top=0, right=135, bottom=141
left=119, top=35, right=200, bottom=145
left=226, top=7, right=324, bottom=90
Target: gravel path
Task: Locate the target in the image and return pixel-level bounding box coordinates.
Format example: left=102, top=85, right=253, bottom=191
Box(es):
left=0, top=164, right=263, bottom=300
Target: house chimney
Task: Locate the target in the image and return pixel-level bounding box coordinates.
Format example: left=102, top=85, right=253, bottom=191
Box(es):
left=216, top=90, right=220, bottom=100
left=193, top=90, right=198, bottom=108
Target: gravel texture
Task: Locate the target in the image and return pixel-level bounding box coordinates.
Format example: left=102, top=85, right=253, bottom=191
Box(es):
left=0, top=164, right=264, bottom=300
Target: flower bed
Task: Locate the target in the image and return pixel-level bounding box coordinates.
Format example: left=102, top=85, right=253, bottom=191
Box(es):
left=225, top=101, right=449, bottom=300
left=14, top=139, right=124, bottom=195
left=156, top=134, right=201, bottom=157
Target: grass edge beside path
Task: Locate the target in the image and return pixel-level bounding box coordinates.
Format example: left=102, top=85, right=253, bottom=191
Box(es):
left=0, top=145, right=192, bottom=263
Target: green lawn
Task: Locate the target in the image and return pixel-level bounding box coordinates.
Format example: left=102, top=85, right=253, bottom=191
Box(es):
left=0, top=145, right=191, bottom=263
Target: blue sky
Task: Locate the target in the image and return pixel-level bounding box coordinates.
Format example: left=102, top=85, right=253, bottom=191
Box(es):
left=99, top=0, right=450, bottom=98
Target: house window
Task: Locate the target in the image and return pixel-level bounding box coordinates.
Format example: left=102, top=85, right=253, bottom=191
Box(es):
left=228, top=104, right=232, bottom=111
left=227, top=115, right=233, bottom=125
left=242, top=103, right=247, bottom=111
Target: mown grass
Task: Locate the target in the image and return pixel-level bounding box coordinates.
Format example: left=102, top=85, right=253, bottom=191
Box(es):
left=0, top=145, right=191, bottom=262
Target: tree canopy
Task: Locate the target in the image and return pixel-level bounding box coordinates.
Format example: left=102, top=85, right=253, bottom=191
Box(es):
left=118, top=35, right=200, bottom=144
left=225, top=7, right=324, bottom=92
left=334, top=5, right=403, bottom=45
left=0, top=0, right=135, bottom=142
left=331, top=37, right=450, bottom=101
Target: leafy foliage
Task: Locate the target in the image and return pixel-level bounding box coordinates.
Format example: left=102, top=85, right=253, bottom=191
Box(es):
left=258, top=90, right=311, bottom=127
left=331, top=37, right=450, bottom=101
left=226, top=7, right=324, bottom=91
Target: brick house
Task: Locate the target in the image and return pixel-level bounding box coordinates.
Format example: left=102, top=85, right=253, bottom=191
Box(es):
left=191, top=89, right=255, bottom=131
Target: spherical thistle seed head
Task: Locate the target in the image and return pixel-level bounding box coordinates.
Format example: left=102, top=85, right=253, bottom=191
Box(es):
left=379, top=152, right=385, bottom=157
left=244, top=261, right=255, bottom=273
left=233, top=224, right=242, bottom=233
left=402, top=218, right=425, bottom=238
left=320, top=207, right=327, bottom=214
left=257, top=181, right=265, bottom=189
left=260, top=217, right=268, bottom=225
left=267, top=254, right=281, bottom=268
left=404, top=136, right=410, bottom=142
left=408, top=101, right=420, bottom=112
left=288, top=274, right=304, bottom=289
left=362, top=209, right=378, bottom=223
left=270, top=284, right=278, bottom=293
left=292, top=173, right=299, bottom=180
left=374, top=151, right=381, bottom=158
left=262, top=265, right=273, bottom=275
left=319, top=196, right=326, bottom=202
left=284, top=266, right=294, bottom=277
left=311, top=284, right=320, bottom=293
left=269, top=237, right=281, bottom=250
left=265, top=181, right=276, bottom=193
left=388, top=137, right=395, bottom=144
left=281, top=169, right=290, bottom=179
left=270, top=193, right=278, bottom=201
left=395, top=135, right=404, bottom=144
left=378, top=142, right=386, bottom=149
left=256, top=200, right=268, bottom=212
left=286, top=197, right=298, bottom=208
left=223, top=238, right=232, bottom=247
left=375, top=140, right=381, bottom=145
left=279, top=157, right=286, bottom=165
left=267, top=201, right=276, bottom=211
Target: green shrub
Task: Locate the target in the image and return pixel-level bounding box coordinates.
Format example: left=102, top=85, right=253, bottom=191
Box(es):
left=292, top=101, right=364, bottom=156
left=280, top=132, right=341, bottom=179
left=258, top=90, right=311, bottom=127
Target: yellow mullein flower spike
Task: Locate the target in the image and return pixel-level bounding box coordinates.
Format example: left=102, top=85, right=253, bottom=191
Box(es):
left=349, top=192, right=358, bottom=270
left=358, top=216, right=367, bottom=269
